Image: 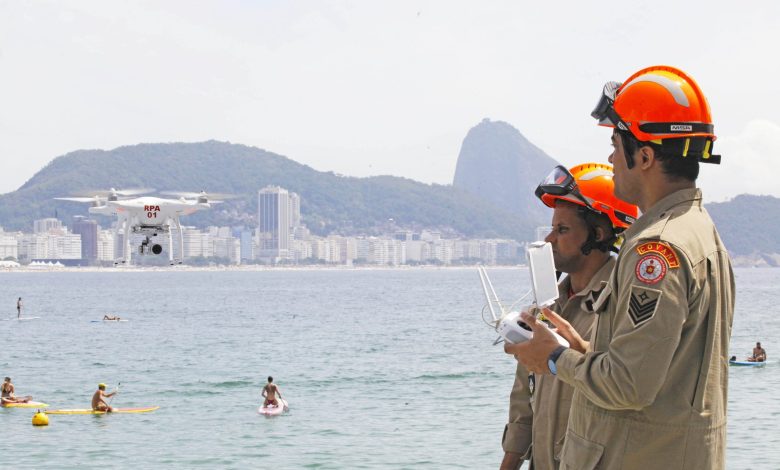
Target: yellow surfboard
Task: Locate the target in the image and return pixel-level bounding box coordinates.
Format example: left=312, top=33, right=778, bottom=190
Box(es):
left=45, top=406, right=159, bottom=415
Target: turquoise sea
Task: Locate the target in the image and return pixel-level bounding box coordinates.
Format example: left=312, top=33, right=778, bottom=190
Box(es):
left=1, top=267, right=777, bottom=469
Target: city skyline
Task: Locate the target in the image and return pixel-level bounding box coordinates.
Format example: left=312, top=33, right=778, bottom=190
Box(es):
left=0, top=184, right=527, bottom=267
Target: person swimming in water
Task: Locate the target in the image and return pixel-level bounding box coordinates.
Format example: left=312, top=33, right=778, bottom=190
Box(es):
left=91, top=383, right=116, bottom=412
left=1, top=377, right=31, bottom=404
left=262, top=376, right=283, bottom=408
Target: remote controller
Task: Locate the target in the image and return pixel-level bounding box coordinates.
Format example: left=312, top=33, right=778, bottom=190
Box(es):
left=497, top=309, right=570, bottom=346
left=479, top=242, right=569, bottom=347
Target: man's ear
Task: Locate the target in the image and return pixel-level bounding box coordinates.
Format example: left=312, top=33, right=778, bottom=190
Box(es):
left=593, top=225, right=607, bottom=243
left=639, top=145, right=655, bottom=169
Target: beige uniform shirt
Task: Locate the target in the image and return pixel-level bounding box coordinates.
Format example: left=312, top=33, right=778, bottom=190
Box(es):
left=556, top=188, right=735, bottom=470
left=503, top=257, right=614, bottom=468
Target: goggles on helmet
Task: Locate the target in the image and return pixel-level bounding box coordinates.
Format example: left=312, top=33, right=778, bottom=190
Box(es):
left=591, top=81, right=632, bottom=132
left=591, top=79, right=720, bottom=164
left=535, top=165, right=594, bottom=210
left=535, top=165, right=637, bottom=229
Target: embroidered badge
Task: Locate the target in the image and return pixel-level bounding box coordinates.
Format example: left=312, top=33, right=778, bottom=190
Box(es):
left=636, top=241, right=679, bottom=268
left=628, top=286, right=661, bottom=327
left=635, top=254, right=667, bottom=284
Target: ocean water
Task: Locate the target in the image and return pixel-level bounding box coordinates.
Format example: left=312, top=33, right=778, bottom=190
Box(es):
left=0, top=267, right=777, bottom=469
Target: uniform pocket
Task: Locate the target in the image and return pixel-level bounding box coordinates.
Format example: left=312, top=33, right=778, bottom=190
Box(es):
left=560, top=430, right=604, bottom=470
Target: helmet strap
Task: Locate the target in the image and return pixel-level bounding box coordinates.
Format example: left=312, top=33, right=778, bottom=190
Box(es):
left=618, top=131, right=638, bottom=169
left=577, top=208, right=618, bottom=255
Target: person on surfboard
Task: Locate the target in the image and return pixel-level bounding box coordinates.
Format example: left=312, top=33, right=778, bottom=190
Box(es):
left=16, top=297, right=22, bottom=319
left=1, top=377, right=31, bottom=404
left=103, top=314, right=121, bottom=321
left=749, top=342, right=767, bottom=362
left=262, top=376, right=283, bottom=408
left=92, top=383, right=116, bottom=412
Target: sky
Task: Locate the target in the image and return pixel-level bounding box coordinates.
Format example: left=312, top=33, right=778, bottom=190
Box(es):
left=1, top=1, right=779, bottom=202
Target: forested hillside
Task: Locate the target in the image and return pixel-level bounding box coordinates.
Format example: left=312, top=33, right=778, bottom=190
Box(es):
left=0, top=141, right=541, bottom=239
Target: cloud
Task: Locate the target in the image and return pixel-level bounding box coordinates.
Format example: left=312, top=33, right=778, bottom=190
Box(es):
left=698, top=120, right=780, bottom=202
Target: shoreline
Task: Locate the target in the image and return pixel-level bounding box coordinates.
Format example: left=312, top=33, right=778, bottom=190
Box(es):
left=0, top=264, right=529, bottom=273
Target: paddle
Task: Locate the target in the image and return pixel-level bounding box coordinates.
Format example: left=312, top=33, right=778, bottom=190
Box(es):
left=107, top=382, right=121, bottom=410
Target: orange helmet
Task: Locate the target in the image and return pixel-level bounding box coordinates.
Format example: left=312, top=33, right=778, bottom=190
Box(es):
left=536, top=163, right=638, bottom=231
left=591, top=65, right=719, bottom=164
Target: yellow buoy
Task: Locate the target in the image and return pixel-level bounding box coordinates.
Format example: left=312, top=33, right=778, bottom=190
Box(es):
left=32, top=411, right=49, bottom=426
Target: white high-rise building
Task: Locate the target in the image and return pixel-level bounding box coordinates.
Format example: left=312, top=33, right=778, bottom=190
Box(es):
left=0, top=229, right=18, bottom=260
left=289, top=192, right=301, bottom=229
left=240, top=230, right=254, bottom=262
left=18, top=232, right=81, bottom=260
left=97, top=230, right=115, bottom=262
left=212, top=237, right=240, bottom=264
left=290, top=239, right=313, bottom=261
left=181, top=227, right=209, bottom=258
left=34, top=218, right=62, bottom=234
left=405, top=240, right=425, bottom=263
left=18, top=234, right=48, bottom=260
left=432, top=239, right=454, bottom=265
left=258, top=186, right=291, bottom=260
left=50, top=233, right=82, bottom=259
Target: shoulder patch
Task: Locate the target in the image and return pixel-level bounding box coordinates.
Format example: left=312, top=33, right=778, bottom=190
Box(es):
left=636, top=241, right=679, bottom=268
left=635, top=254, right=667, bottom=284
left=628, top=286, right=662, bottom=327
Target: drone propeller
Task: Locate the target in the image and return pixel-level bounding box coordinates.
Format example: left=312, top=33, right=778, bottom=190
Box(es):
left=54, top=197, right=103, bottom=203
left=73, top=187, right=155, bottom=198
left=54, top=195, right=107, bottom=206
left=160, top=190, right=238, bottom=201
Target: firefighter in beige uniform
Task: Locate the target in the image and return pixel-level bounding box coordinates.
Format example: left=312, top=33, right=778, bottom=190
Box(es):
left=501, top=163, right=638, bottom=470
left=506, top=66, right=734, bottom=470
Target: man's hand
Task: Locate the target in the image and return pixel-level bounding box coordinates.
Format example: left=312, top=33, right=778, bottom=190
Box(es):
left=540, top=308, right=589, bottom=354
left=504, top=311, right=560, bottom=375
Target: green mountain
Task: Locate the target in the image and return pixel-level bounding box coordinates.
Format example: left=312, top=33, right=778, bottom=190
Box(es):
left=706, top=194, right=780, bottom=259
left=0, top=140, right=535, bottom=240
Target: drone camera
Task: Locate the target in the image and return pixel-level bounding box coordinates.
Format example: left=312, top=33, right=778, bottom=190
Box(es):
left=139, top=236, right=164, bottom=256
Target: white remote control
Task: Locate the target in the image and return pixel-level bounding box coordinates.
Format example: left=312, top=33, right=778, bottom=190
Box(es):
left=478, top=242, right=569, bottom=347
left=497, top=309, right=570, bottom=346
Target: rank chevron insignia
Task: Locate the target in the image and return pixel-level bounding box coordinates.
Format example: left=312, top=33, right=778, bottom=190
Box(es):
left=628, top=286, right=661, bottom=327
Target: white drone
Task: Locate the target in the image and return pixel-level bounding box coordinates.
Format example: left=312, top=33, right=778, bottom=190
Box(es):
left=55, top=188, right=232, bottom=265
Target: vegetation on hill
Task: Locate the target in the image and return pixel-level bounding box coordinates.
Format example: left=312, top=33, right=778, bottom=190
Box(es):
left=0, top=141, right=536, bottom=240
left=706, top=194, right=780, bottom=256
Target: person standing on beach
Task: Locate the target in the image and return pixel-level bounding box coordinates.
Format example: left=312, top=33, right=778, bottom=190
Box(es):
left=507, top=66, right=734, bottom=469
left=16, top=297, right=22, bottom=319
left=501, top=163, right=637, bottom=470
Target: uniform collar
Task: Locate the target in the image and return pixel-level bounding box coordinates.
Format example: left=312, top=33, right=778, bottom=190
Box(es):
left=623, top=188, right=702, bottom=241
left=560, top=256, right=616, bottom=299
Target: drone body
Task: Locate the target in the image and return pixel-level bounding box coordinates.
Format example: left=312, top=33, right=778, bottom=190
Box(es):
left=56, top=189, right=226, bottom=265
